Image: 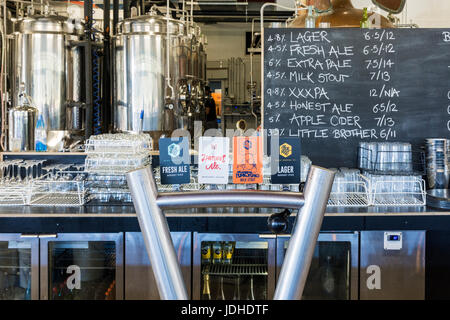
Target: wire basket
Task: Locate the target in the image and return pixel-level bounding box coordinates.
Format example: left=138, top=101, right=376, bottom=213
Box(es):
left=85, top=173, right=128, bottom=189
left=0, top=184, right=30, bottom=206
left=87, top=188, right=132, bottom=203
left=181, top=176, right=203, bottom=191
left=85, top=153, right=151, bottom=174
left=84, top=173, right=132, bottom=203
left=368, top=175, right=427, bottom=206
left=0, top=159, right=48, bottom=206
left=328, top=176, right=370, bottom=207
left=85, top=133, right=152, bottom=154
left=29, top=171, right=87, bottom=207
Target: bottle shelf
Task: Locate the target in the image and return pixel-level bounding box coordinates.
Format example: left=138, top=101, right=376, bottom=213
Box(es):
left=202, top=264, right=268, bottom=276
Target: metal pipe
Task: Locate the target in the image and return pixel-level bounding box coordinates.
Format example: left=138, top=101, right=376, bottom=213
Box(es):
left=259, top=2, right=305, bottom=145
left=127, top=165, right=332, bottom=300
left=240, top=59, right=243, bottom=104
left=236, top=58, right=240, bottom=103
left=232, top=57, right=236, bottom=101
left=126, top=166, right=189, bottom=300
left=185, top=1, right=248, bottom=5
left=237, top=59, right=240, bottom=103
left=233, top=58, right=236, bottom=102
left=84, top=0, right=94, bottom=139
left=228, top=58, right=232, bottom=100
left=235, top=58, right=239, bottom=103
left=191, top=11, right=294, bottom=17
left=124, top=0, right=130, bottom=19
left=127, top=164, right=332, bottom=300
left=241, top=59, right=245, bottom=104
left=232, top=58, right=235, bottom=101
left=103, top=0, right=111, bottom=132
left=1, top=0, right=36, bottom=4
left=166, top=0, right=174, bottom=100
left=113, top=0, right=118, bottom=34
left=157, top=190, right=305, bottom=209
left=0, top=0, right=7, bottom=151
left=274, top=166, right=335, bottom=300
left=182, top=0, right=185, bottom=20
left=190, top=0, right=193, bottom=27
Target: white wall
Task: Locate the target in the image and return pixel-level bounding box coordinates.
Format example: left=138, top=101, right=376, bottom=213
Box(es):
left=202, top=23, right=252, bottom=61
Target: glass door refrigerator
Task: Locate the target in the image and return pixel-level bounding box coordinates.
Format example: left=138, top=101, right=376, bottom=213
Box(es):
left=0, top=234, right=39, bottom=300
left=276, top=232, right=359, bottom=300
left=40, top=233, right=124, bottom=300
left=193, top=233, right=276, bottom=300
left=124, top=232, right=192, bottom=299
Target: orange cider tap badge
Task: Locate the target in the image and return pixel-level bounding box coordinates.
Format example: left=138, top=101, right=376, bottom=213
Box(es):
left=232, top=136, right=263, bottom=184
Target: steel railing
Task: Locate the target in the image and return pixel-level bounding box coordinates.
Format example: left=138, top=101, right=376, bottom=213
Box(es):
left=126, top=165, right=335, bottom=300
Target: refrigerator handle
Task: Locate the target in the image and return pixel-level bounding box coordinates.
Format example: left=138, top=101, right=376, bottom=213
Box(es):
left=20, top=234, right=39, bottom=238
left=38, top=234, right=58, bottom=238
left=258, top=234, right=276, bottom=239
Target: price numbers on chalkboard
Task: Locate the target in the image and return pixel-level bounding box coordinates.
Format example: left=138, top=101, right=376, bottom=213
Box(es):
left=365, top=58, right=395, bottom=70
left=363, top=43, right=396, bottom=56
left=364, top=30, right=399, bottom=141
left=363, top=30, right=396, bottom=42
left=447, top=90, right=450, bottom=132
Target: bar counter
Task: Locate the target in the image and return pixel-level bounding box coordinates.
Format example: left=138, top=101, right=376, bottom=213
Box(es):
left=0, top=205, right=448, bottom=233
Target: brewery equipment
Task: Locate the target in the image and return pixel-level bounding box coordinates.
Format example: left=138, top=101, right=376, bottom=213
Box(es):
left=9, top=13, right=86, bottom=151
left=113, top=9, right=207, bottom=142
left=8, top=87, right=37, bottom=152
left=426, top=138, right=450, bottom=190
left=288, top=0, right=394, bottom=28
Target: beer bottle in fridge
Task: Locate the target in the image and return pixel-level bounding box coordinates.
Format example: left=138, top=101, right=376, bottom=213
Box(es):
left=223, top=242, right=233, bottom=264
left=201, top=242, right=212, bottom=264
left=212, top=242, right=223, bottom=264
left=202, top=273, right=212, bottom=300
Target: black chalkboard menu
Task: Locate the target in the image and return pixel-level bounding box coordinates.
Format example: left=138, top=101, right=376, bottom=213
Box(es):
left=263, top=28, right=450, bottom=168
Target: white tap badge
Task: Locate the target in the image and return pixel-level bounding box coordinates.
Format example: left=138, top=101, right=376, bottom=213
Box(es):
left=198, top=137, right=230, bottom=184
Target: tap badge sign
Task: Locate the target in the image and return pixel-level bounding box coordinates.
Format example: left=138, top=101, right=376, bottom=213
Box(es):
left=198, top=137, right=230, bottom=184
left=270, top=137, right=301, bottom=185
left=159, top=137, right=190, bottom=185
left=233, top=136, right=263, bottom=184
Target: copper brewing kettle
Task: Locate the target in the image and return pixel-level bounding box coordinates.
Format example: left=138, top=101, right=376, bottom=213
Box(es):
left=289, top=0, right=394, bottom=28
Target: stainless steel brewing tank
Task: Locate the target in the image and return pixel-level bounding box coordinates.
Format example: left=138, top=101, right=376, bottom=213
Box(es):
left=10, top=15, right=84, bottom=132
left=113, top=15, right=188, bottom=135
left=8, top=104, right=38, bottom=151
